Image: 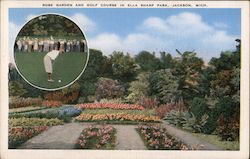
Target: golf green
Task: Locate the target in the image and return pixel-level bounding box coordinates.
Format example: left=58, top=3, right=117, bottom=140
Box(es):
left=15, top=52, right=88, bottom=90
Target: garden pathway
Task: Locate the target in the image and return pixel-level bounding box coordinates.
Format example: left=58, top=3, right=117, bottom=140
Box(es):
left=19, top=122, right=220, bottom=150
left=162, top=121, right=222, bottom=150
left=113, top=125, right=147, bottom=150
left=19, top=122, right=87, bottom=149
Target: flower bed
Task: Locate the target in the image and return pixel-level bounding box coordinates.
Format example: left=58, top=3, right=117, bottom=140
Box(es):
left=9, top=126, right=48, bottom=148
left=9, top=96, right=42, bottom=108
left=75, top=113, right=161, bottom=123
left=76, top=125, right=116, bottom=149
left=42, top=100, right=62, bottom=108
left=76, top=103, right=144, bottom=110
left=137, top=125, right=188, bottom=150
left=9, top=117, right=63, bottom=127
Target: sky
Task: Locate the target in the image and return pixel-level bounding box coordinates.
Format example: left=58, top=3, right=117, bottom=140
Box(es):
left=9, top=8, right=241, bottom=62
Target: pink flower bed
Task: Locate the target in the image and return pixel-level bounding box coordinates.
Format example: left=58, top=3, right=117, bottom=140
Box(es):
left=42, top=100, right=62, bottom=108
left=76, top=103, right=144, bottom=110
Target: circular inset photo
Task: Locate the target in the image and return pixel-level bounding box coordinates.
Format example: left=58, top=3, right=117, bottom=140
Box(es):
left=14, top=14, right=89, bottom=91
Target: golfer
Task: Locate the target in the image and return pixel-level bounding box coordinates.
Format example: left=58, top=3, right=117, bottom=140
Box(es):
left=44, top=48, right=64, bottom=82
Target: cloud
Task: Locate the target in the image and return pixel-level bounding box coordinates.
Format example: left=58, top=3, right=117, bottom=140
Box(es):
left=213, top=22, right=228, bottom=29
left=26, top=14, right=37, bottom=22
left=89, top=12, right=238, bottom=61
left=69, top=13, right=96, bottom=33
left=88, top=33, right=123, bottom=55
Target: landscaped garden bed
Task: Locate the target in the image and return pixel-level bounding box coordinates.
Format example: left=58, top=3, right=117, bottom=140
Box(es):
left=75, top=109, right=161, bottom=123
left=137, top=125, right=189, bottom=150
left=76, top=103, right=144, bottom=110
left=8, top=117, right=63, bottom=148
left=9, top=105, right=82, bottom=122
left=75, top=125, right=116, bottom=149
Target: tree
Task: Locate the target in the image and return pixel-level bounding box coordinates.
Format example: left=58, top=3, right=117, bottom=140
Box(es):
left=172, top=50, right=204, bottom=103
left=160, top=51, right=174, bottom=69
left=95, top=77, right=125, bottom=101
left=127, top=72, right=150, bottom=103
left=77, top=49, right=110, bottom=102
left=110, top=51, right=138, bottom=83
left=9, top=81, right=27, bottom=97
left=149, top=69, right=181, bottom=104
left=135, top=51, right=161, bottom=71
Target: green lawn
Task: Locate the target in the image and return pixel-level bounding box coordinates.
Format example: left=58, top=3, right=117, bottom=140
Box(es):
left=15, top=52, right=87, bottom=89
left=192, top=133, right=239, bottom=150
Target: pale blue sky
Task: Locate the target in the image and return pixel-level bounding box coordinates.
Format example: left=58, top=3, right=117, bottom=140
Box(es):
left=9, top=8, right=241, bottom=61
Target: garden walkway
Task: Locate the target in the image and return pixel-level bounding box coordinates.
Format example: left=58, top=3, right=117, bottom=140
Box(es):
left=19, top=122, right=220, bottom=150
left=162, top=121, right=222, bottom=150
left=19, top=123, right=86, bottom=149
left=113, top=125, right=146, bottom=150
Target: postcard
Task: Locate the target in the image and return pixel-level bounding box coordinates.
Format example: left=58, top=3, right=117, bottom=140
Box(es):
left=0, top=1, right=249, bottom=159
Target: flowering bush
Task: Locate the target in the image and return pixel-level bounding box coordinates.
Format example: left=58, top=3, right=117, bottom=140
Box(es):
left=9, top=126, right=48, bottom=148
left=76, top=103, right=144, bottom=110
left=75, top=113, right=161, bottom=122
left=9, top=96, right=42, bottom=108
left=137, top=125, right=188, bottom=150
left=76, top=125, right=116, bottom=149
left=42, top=100, right=62, bottom=108
left=9, top=117, right=63, bottom=127
left=156, top=101, right=187, bottom=119
left=139, top=97, right=158, bottom=109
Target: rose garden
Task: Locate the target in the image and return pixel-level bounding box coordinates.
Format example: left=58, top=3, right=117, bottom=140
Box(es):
left=8, top=41, right=240, bottom=150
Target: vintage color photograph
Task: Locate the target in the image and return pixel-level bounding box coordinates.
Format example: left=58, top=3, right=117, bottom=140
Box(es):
left=8, top=8, right=240, bottom=151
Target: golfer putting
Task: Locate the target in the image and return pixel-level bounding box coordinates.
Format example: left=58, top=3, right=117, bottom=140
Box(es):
left=43, top=48, right=64, bottom=82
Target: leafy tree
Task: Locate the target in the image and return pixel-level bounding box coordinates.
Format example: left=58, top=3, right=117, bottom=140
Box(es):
left=209, top=51, right=240, bottom=71
left=95, top=77, right=125, bottom=101
left=127, top=72, right=150, bottom=103
left=160, top=51, right=174, bottom=69
left=172, top=50, right=204, bottom=103
left=135, top=51, right=161, bottom=71
left=9, top=81, right=27, bottom=97
left=110, top=51, right=138, bottom=83
left=149, top=69, right=181, bottom=104
left=19, top=14, right=82, bottom=37
left=77, top=49, right=110, bottom=102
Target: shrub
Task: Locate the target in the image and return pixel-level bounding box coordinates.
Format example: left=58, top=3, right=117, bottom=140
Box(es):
left=9, top=106, right=82, bottom=123
left=215, top=97, right=240, bottom=141
left=155, top=101, right=187, bottom=119
left=9, top=117, right=63, bottom=127
left=95, top=77, right=125, bottom=100
left=216, top=117, right=239, bottom=141
left=188, top=97, right=208, bottom=120
left=164, top=111, right=187, bottom=127
left=9, top=96, right=42, bottom=109
left=139, top=97, right=158, bottom=109
left=164, top=110, right=208, bottom=133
